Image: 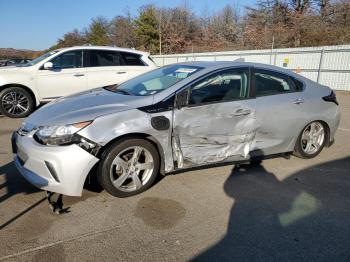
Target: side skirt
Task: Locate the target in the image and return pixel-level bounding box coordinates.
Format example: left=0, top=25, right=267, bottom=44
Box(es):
left=167, top=151, right=293, bottom=175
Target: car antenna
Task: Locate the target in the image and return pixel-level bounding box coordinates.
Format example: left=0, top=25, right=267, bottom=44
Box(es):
left=233, top=58, right=245, bottom=62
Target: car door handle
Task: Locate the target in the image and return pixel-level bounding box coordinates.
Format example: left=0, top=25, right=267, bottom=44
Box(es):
left=74, top=73, right=85, bottom=77
left=116, top=71, right=126, bottom=74
left=293, top=98, right=305, bottom=104
left=234, top=108, right=251, bottom=116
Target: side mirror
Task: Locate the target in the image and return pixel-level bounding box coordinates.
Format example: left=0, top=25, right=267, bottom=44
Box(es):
left=175, top=89, right=188, bottom=109
left=43, top=62, right=53, bottom=70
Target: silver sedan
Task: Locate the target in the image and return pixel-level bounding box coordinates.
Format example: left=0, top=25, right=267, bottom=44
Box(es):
left=12, top=62, right=341, bottom=198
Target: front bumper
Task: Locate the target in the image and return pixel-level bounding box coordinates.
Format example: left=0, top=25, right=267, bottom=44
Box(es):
left=12, top=132, right=99, bottom=196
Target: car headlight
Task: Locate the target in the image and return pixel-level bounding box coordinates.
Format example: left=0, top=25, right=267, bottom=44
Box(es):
left=34, top=121, right=92, bottom=146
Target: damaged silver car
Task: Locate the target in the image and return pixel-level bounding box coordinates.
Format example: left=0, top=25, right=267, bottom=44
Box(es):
left=12, top=61, right=340, bottom=199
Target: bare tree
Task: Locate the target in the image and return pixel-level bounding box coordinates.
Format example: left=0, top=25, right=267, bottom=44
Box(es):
left=49, top=0, right=350, bottom=53
left=110, top=14, right=137, bottom=48
left=53, top=29, right=87, bottom=49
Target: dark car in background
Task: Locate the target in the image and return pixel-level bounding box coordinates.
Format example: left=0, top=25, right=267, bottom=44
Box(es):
left=0, top=58, right=31, bottom=67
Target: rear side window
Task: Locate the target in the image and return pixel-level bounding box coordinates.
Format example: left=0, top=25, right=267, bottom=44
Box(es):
left=50, top=50, right=82, bottom=69
left=120, top=52, right=145, bottom=66
left=88, top=50, right=122, bottom=67
left=254, top=69, right=299, bottom=97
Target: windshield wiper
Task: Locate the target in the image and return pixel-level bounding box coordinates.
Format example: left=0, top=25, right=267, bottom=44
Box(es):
left=115, top=89, right=131, bottom=95
left=103, top=84, right=132, bottom=95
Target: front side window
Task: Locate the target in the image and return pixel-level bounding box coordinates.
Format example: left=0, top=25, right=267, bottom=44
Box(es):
left=120, top=52, right=145, bottom=66
left=254, top=69, right=297, bottom=97
left=189, top=68, right=249, bottom=105
left=105, top=65, right=202, bottom=96
left=50, top=50, right=82, bottom=69
left=25, top=50, right=59, bottom=66
left=88, top=50, right=122, bottom=67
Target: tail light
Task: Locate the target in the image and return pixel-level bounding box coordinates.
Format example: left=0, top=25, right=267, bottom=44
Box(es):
left=322, top=91, right=338, bottom=105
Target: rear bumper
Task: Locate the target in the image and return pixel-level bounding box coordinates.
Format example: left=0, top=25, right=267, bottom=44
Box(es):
left=328, top=107, right=341, bottom=145
left=13, top=132, right=99, bottom=196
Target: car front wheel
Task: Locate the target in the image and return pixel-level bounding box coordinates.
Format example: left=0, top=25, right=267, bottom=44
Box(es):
left=0, top=87, right=35, bottom=118
left=294, top=121, right=327, bottom=159
left=97, top=138, right=160, bottom=197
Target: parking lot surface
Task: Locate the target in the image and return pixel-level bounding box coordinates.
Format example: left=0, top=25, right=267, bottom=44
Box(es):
left=0, top=92, right=349, bottom=262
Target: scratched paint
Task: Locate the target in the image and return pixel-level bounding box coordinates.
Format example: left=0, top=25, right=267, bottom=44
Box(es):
left=172, top=102, right=258, bottom=167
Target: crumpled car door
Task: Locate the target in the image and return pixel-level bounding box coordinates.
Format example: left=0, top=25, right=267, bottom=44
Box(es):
left=172, top=100, right=257, bottom=168
left=171, top=67, right=260, bottom=169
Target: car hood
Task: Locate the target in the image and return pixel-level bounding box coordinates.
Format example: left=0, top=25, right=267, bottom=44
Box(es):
left=0, top=66, right=33, bottom=86
left=25, top=88, right=153, bottom=126
left=0, top=65, right=28, bottom=72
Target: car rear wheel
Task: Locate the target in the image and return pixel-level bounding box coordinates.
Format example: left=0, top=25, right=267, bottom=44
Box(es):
left=0, top=87, right=35, bottom=118
left=97, top=138, right=160, bottom=197
left=294, top=121, right=326, bottom=159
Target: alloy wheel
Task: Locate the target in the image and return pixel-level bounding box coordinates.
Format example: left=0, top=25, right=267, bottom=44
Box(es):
left=109, top=146, right=154, bottom=192
left=301, top=122, right=325, bottom=155
left=1, top=91, right=29, bottom=116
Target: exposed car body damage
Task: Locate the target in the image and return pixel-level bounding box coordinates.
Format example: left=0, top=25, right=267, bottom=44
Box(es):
left=78, top=109, right=175, bottom=173
left=172, top=102, right=258, bottom=167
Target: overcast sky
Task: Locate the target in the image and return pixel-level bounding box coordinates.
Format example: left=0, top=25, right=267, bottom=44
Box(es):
left=0, top=0, right=256, bottom=50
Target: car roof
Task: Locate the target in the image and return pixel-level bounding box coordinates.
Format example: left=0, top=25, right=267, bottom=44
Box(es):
left=173, top=60, right=285, bottom=70
left=171, top=61, right=305, bottom=80
left=154, top=60, right=311, bottom=101
left=55, top=45, right=149, bottom=56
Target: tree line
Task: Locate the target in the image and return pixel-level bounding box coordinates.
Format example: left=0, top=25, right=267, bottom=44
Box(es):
left=0, top=48, right=41, bottom=60
left=48, top=0, right=350, bottom=55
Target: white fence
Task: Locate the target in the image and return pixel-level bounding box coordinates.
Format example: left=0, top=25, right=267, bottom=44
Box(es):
left=151, top=45, right=350, bottom=91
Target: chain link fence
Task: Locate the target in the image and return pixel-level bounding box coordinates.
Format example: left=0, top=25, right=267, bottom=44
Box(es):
left=151, top=45, right=350, bottom=91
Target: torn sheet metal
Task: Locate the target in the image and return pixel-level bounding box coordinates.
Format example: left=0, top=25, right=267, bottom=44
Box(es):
left=172, top=134, right=184, bottom=168
left=79, top=109, right=175, bottom=173
left=172, top=102, right=258, bottom=168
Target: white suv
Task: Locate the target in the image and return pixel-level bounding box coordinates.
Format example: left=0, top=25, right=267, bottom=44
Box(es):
left=0, top=46, right=157, bottom=118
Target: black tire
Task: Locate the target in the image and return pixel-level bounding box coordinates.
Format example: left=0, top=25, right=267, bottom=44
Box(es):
left=0, top=87, right=35, bottom=118
left=97, top=138, right=160, bottom=198
left=294, top=121, right=327, bottom=159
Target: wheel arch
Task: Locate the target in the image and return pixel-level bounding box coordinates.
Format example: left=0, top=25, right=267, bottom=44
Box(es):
left=318, top=120, right=331, bottom=147
left=97, top=132, right=166, bottom=175
left=0, top=84, right=38, bottom=106
left=297, top=119, right=331, bottom=148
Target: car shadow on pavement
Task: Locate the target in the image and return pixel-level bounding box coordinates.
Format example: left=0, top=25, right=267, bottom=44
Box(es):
left=193, top=157, right=350, bottom=262
left=0, top=162, right=45, bottom=230
left=0, top=161, right=105, bottom=230
left=0, top=162, right=39, bottom=204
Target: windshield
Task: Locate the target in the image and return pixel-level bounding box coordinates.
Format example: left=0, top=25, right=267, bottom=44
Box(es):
left=105, top=65, right=202, bottom=96
left=23, top=50, right=60, bottom=66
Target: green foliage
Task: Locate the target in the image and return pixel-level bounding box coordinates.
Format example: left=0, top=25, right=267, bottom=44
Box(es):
left=87, top=17, right=111, bottom=46
left=134, top=5, right=159, bottom=54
